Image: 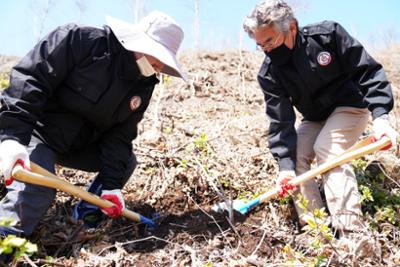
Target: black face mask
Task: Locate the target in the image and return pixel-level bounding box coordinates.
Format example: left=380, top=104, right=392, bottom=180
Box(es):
left=265, top=42, right=293, bottom=66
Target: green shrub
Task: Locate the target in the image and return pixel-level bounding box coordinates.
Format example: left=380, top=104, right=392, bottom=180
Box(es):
left=281, top=194, right=332, bottom=266
left=352, top=158, right=400, bottom=226
left=0, top=218, right=37, bottom=260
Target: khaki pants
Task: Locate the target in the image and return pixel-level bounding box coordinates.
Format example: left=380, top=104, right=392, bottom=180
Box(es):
left=294, top=107, right=369, bottom=231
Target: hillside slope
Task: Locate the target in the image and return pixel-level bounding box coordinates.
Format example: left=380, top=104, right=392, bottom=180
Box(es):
left=0, top=47, right=399, bottom=266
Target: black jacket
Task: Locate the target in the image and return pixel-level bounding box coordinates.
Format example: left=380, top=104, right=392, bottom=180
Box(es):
left=258, top=21, right=393, bottom=171
left=0, top=23, right=158, bottom=190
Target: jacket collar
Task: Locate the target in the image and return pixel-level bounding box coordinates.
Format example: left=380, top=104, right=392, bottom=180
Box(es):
left=118, top=49, right=141, bottom=80
left=294, top=29, right=320, bottom=70
left=292, top=29, right=305, bottom=54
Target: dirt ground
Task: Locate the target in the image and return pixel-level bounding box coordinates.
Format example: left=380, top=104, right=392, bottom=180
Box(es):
left=1, top=47, right=400, bottom=266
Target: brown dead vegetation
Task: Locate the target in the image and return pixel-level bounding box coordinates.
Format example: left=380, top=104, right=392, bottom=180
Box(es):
left=0, top=46, right=399, bottom=266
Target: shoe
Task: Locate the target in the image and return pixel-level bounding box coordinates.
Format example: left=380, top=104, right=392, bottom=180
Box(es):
left=72, top=177, right=105, bottom=228
left=0, top=226, right=22, bottom=238
left=335, top=231, right=381, bottom=258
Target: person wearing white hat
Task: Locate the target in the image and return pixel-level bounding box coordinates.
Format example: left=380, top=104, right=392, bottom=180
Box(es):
left=106, top=11, right=186, bottom=79
left=0, top=11, right=185, bottom=240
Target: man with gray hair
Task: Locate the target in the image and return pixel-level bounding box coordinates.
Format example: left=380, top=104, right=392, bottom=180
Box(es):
left=243, top=0, right=397, bottom=241
left=0, top=11, right=185, bottom=244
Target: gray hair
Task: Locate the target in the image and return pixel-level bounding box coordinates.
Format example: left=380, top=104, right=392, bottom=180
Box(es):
left=243, top=0, right=296, bottom=38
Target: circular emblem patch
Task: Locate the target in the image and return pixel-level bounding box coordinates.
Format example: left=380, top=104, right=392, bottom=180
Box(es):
left=129, top=96, right=142, bottom=111
left=317, top=51, right=332, bottom=66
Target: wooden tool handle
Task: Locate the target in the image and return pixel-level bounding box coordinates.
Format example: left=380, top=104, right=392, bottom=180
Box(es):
left=12, top=162, right=141, bottom=222
left=336, top=135, right=375, bottom=157
left=290, top=136, right=390, bottom=186
left=259, top=136, right=391, bottom=204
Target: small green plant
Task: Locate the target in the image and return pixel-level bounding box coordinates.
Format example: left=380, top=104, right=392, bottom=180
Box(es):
left=280, top=194, right=333, bottom=266
left=352, top=158, right=400, bottom=226
left=375, top=206, right=397, bottom=224
left=218, top=176, right=230, bottom=188
left=296, top=194, right=334, bottom=249
left=45, top=256, right=55, bottom=263
left=359, top=184, right=374, bottom=204
left=0, top=74, right=9, bottom=90
left=193, top=131, right=209, bottom=154
left=237, top=189, right=262, bottom=202
left=0, top=235, right=38, bottom=259
left=0, top=218, right=16, bottom=227
left=202, top=261, right=213, bottom=267
left=180, top=159, right=188, bottom=169
left=279, top=195, right=291, bottom=205
left=144, top=167, right=158, bottom=176
left=282, top=244, right=328, bottom=267
left=162, top=74, right=172, bottom=86
left=163, top=127, right=173, bottom=134
left=0, top=218, right=37, bottom=260
left=186, top=131, right=211, bottom=158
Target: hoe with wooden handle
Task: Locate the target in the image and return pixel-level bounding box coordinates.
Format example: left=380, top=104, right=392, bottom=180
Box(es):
left=11, top=162, right=158, bottom=228
left=212, top=136, right=391, bottom=214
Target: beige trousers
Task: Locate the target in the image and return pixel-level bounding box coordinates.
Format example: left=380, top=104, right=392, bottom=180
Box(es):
left=294, top=106, right=369, bottom=231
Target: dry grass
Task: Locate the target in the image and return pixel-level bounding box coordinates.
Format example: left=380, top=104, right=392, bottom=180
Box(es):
left=0, top=46, right=399, bottom=266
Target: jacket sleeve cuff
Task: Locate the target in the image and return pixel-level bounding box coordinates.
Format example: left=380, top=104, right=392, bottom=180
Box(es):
left=371, top=107, right=389, bottom=120
left=0, top=126, right=32, bottom=146
left=0, top=134, right=28, bottom=146
left=278, top=157, right=296, bottom=172
left=98, top=174, right=124, bottom=191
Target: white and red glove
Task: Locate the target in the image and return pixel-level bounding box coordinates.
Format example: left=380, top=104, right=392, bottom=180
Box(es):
left=100, top=189, right=125, bottom=218
left=372, top=114, right=398, bottom=150
left=0, top=140, right=30, bottom=186
left=277, top=170, right=297, bottom=197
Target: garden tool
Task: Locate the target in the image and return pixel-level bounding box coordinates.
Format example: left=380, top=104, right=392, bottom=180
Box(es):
left=212, top=136, right=391, bottom=214
left=11, top=162, right=158, bottom=228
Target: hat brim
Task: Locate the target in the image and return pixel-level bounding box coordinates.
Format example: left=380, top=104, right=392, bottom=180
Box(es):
left=106, top=16, right=186, bottom=80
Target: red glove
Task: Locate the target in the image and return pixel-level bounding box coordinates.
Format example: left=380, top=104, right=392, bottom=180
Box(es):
left=277, top=170, right=297, bottom=197
left=100, top=189, right=125, bottom=218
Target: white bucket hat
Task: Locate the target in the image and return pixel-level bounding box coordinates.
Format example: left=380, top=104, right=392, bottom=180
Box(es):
left=106, top=11, right=185, bottom=79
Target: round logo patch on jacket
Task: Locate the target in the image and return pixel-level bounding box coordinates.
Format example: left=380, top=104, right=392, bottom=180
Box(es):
left=317, top=51, right=332, bottom=66
left=129, top=96, right=142, bottom=111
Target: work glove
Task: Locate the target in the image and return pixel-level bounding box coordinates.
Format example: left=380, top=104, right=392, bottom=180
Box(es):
left=0, top=139, right=30, bottom=186
left=372, top=114, right=398, bottom=150
left=100, top=189, right=125, bottom=218
left=277, top=170, right=297, bottom=197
